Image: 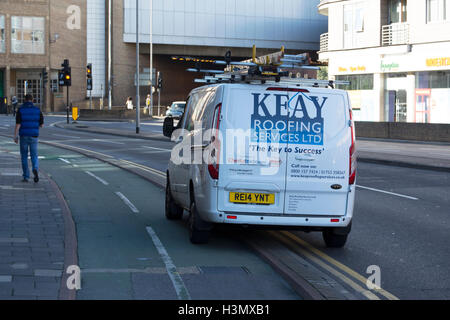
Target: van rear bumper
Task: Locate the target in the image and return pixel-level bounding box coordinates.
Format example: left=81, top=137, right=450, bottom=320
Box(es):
left=205, top=212, right=352, bottom=228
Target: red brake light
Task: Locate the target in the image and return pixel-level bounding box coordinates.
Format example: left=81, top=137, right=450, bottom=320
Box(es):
left=208, top=103, right=222, bottom=180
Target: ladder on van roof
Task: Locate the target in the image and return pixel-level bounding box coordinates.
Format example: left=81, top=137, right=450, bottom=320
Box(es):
left=171, top=45, right=349, bottom=89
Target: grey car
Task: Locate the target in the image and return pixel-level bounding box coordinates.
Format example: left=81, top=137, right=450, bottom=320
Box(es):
left=165, top=101, right=186, bottom=119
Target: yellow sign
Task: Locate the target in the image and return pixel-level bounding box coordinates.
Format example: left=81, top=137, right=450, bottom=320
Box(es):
left=229, top=192, right=275, bottom=205
left=426, top=57, right=450, bottom=67
left=338, top=66, right=366, bottom=73
left=72, top=106, right=79, bottom=121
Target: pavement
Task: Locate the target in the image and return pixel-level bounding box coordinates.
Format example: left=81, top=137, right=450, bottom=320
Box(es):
left=54, top=120, right=450, bottom=171
left=0, top=144, right=76, bottom=300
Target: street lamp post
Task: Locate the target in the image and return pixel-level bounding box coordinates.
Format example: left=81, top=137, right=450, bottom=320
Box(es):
left=108, top=0, right=112, bottom=111
left=136, top=0, right=140, bottom=134
left=149, top=0, right=153, bottom=118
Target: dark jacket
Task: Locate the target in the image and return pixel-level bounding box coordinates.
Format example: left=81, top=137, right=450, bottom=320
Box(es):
left=16, top=102, right=43, bottom=137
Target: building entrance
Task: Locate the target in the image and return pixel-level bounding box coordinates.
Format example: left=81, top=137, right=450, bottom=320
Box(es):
left=385, top=73, right=408, bottom=122
left=15, top=71, right=42, bottom=107
left=0, top=70, right=4, bottom=97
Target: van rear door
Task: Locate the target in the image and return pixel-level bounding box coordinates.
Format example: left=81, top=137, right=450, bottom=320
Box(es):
left=217, top=85, right=289, bottom=215
left=283, top=88, right=351, bottom=216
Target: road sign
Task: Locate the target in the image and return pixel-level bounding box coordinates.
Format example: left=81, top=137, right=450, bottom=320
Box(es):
left=72, top=106, right=79, bottom=122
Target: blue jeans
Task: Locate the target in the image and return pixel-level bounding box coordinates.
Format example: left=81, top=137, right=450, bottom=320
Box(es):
left=20, top=136, right=39, bottom=180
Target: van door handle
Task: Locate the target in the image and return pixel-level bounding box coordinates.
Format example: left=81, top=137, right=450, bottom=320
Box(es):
left=191, top=144, right=208, bottom=151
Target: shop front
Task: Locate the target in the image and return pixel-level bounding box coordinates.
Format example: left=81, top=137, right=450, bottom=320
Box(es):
left=329, top=46, right=450, bottom=124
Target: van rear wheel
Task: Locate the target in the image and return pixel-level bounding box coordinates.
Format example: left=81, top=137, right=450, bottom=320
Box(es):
left=189, top=202, right=210, bottom=244
left=165, top=178, right=183, bottom=220
left=323, top=232, right=348, bottom=248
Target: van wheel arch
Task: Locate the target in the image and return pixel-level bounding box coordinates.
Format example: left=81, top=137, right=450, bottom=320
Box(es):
left=165, top=173, right=183, bottom=220
left=188, top=181, right=213, bottom=244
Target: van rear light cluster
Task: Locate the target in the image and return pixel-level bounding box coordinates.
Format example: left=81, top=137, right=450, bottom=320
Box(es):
left=208, top=103, right=222, bottom=180
left=349, top=109, right=356, bottom=185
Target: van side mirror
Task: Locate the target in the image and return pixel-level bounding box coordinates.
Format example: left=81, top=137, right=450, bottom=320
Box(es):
left=163, top=117, right=175, bottom=137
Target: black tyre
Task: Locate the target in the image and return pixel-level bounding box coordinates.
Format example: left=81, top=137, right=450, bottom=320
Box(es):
left=189, top=202, right=210, bottom=244
left=323, top=229, right=349, bottom=248
left=165, top=177, right=183, bottom=220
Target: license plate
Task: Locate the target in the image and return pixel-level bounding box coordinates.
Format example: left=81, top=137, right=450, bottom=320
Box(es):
left=229, top=192, right=275, bottom=205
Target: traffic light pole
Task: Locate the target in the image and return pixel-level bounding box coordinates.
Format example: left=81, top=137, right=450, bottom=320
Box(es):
left=66, top=86, right=70, bottom=124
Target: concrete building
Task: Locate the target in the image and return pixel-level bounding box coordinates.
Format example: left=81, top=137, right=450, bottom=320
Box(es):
left=318, top=0, right=450, bottom=124
left=1, top=0, right=327, bottom=112
left=0, top=0, right=87, bottom=112
left=105, top=0, right=327, bottom=111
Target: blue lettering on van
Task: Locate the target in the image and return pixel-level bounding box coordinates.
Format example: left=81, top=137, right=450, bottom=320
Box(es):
left=251, top=93, right=327, bottom=145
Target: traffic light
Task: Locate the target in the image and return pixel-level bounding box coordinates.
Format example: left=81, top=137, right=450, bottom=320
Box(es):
left=87, top=63, right=93, bottom=91
left=157, top=74, right=162, bottom=89
left=87, top=64, right=92, bottom=78
left=42, top=71, right=48, bottom=85
left=59, top=59, right=72, bottom=87
left=64, top=68, right=72, bottom=86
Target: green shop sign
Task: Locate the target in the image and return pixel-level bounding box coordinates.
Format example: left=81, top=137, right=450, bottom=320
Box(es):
left=381, top=61, right=400, bottom=72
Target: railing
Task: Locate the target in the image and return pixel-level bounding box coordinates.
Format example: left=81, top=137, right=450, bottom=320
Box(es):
left=319, top=33, right=328, bottom=52
left=382, top=23, right=410, bottom=46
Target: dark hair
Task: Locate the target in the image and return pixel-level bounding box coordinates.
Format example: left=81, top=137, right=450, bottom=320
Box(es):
left=25, top=94, right=33, bottom=102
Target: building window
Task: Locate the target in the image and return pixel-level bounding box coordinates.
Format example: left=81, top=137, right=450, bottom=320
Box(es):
left=389, top=0, right=408, bottom=24
left=0, top=15, right=5, bottom=53
left=343, top=2, right=365, bottom=48
left=427, top=0, right=449, bottom=22
left=336, top=74, right=374, bottom=90
left=50, top=79, right=60, bottom=93
left=11, top=16, right=45, bottom=54
left=416, top=71, right=450, bottom=88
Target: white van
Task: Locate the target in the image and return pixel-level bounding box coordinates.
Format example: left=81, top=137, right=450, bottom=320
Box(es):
left=163, top=82, right=356, bottom=247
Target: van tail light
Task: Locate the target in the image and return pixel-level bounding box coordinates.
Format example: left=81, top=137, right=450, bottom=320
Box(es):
left=208, top=103, right=222, bottom=180
left=349, top=109, right=356, bottom=185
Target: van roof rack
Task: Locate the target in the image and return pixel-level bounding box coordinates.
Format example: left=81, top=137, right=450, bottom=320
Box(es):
left=171, top=45, right=349, bottom=89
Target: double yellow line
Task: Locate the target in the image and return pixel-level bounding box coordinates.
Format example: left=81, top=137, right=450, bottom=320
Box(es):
left=271, top=231, right=399, bottom=300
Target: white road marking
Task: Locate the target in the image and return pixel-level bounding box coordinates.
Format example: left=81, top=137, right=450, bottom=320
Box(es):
left=85, top=171, right=109, bottom=186
left=52, top=133, right=81, bottom=139
left=356, top=185, right=419, bottom=200
left=119, top=159, right=166, bottom=178
left=115, top=192, right=139, bottom=213
left=142, top=146, right=171, bottom=152
left=92, top=139, right=125, bottom=145
left=58, top=158, right=71, bottom=164
left=146, top=227, right=191, bottom=300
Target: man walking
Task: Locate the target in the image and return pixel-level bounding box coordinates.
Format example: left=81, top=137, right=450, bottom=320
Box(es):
left=13, top=94, right=44, bottom=183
